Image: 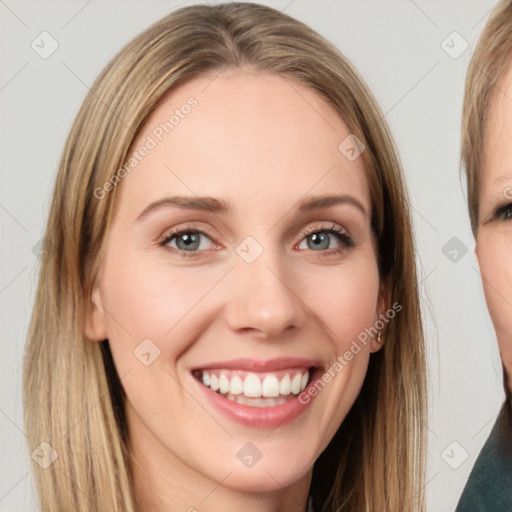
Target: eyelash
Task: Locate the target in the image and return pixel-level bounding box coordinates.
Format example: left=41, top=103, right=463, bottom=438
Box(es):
left=494, top=203, right=512, bottom=221
left=157, top=222, right=355, bottom=259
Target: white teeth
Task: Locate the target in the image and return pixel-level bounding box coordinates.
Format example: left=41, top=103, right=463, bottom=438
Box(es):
left=301, top=372, right=309, bottom=391
left=243, top=373, right=262, bottom=397
left=262, top=375, right=280, bottom=397
left=210, top=374, right=219, bottom=392
left=219, top=374, right=230, bottom=394
left=198, top=368, right=311, bottom=401
left=229, top=375, right=243, bottom=395
left=279, top=374, right=292, bottom=395
left=291, top=373, right=302, bottom=395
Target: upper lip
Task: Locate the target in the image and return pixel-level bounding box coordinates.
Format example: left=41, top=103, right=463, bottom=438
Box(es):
left=190, top=357, right=322, bottom=372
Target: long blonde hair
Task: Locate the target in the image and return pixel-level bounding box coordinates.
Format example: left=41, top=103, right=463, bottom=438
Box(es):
left=23, top=3, right=426, bottom=511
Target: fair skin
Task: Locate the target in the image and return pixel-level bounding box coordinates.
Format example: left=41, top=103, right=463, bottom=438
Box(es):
left=476, top=64, right=512, bottom=395
left=86, top=69, right=387, bottom=512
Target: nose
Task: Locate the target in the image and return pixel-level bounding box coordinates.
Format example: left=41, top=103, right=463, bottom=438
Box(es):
left=224, top=247, right=306, bottom=340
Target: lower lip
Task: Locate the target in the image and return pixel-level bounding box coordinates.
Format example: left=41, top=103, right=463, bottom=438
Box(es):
left=193, top=369, right=320, bottom=429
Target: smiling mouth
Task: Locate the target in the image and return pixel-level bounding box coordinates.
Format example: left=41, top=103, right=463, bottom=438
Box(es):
left=192, top=367, right=315, bottom=408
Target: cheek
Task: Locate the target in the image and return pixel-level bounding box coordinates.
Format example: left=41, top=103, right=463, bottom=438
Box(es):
left=97, top=257, right=227, bottom=424
left=98, top=255, right=220, bottom=368
left=478, top=237, right=512, bottom=371
left=304, top=261, right=381, bottom=345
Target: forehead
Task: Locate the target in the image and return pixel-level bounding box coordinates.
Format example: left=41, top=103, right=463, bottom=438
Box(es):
left=116, top=71, right=371, bottom=216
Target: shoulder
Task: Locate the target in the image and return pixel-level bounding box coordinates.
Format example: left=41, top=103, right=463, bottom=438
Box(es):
left=455, top=406, right=512, bottom=512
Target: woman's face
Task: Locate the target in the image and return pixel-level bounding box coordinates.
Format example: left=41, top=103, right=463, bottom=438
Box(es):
left=476, top=64, right=512, bottom=393
left=86, top=70, right=385, bottom=500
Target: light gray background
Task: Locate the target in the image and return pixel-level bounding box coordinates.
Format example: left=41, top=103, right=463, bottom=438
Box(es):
left=0, top=1, right=505, bottom=511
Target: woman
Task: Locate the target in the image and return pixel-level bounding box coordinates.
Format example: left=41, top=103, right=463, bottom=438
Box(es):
left=456, top=1, right=512, bottom=510
left=22, top=3, right=426, bottom=511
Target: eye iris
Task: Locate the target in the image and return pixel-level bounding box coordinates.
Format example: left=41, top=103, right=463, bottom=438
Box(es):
left=176, top=233, right=200, bottom=251
left=308, top=232, right=329, bottom=250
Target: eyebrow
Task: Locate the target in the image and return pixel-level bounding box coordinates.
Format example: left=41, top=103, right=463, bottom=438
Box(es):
left=136, top=194, right=367, bottom=221
left=491, top=174, right=512, bottom=186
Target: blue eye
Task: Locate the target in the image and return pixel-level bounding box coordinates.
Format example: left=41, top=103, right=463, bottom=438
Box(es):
left=297, top=224, right=354, bottom=252
left=159, top=228, right=214, bottom=256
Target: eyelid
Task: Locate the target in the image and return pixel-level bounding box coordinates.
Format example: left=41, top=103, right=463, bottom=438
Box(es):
left=299, top=221, right=348, bottom=236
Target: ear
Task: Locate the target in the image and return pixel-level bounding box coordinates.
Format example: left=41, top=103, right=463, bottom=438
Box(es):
left=370, top=276, right=391, bottom=353
left=84, top=284, right=108, bottom=342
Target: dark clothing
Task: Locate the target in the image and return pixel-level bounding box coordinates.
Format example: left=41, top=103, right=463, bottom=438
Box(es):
left=456, top=399, right=512, bottom=512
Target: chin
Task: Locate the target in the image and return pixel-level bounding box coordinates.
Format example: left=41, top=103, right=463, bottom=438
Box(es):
left=220, top=464, right=311, bottom=493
